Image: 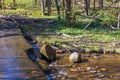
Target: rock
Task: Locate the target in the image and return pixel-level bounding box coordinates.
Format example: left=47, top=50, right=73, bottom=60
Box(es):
left=70, top=68, right=78, bottom=72
left=98, top=74, right=106, bottom=78
left=88, top=74, right=98, bottom=78
left=100, top=68, right=106, bottom=71
left=69, top=52, right=81, bottom=63
left=41, top=44, right=56, bottom=61
left=90, top=70, right=97, bottom=74
left=86, top=67, right=92, bottom=71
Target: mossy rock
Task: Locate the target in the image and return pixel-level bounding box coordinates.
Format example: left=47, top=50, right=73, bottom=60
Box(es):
left=41, top=44, right=56, bottom=61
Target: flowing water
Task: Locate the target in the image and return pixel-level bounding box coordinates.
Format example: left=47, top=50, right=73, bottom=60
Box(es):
left=25, top=36, right=57, bottom=80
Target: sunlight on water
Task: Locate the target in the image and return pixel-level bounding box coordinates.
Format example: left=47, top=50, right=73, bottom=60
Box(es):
left=0, top=38, right=25, bottom=79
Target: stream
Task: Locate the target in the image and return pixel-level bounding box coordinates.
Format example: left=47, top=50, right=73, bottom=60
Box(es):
left=24, top=36, right=57, bottom=80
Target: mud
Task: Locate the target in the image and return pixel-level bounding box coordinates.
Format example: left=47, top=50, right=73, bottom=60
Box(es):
left=51, top=53, right=120, bottom=80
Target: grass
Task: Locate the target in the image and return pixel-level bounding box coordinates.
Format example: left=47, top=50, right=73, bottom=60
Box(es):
left=36, top=28, right=120, bottom=43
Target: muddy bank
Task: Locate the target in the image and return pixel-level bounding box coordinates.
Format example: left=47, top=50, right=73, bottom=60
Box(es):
left=22, top=35, right=120, bottom=80
left=49, top=53, right=120, bottom=80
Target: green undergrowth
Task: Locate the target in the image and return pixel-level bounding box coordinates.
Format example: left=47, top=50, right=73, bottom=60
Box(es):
left=32, top=18, right=120, bottom=53
left=36, top=26, right=120, bottom=41
left=19, top=16, right=120, bottom=53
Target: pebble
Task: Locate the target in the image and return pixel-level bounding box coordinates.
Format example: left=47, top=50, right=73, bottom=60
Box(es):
left=90, top=70, right=97, bottom=74
left=87, top=67, right=92, bottom=71
left=98, top=74, right=105, bottom=78
left=93, top=56, right=99, bottom=59
left=88, top=74, right=98, bottom=78
left=100, top=68, right=106, bottom=71
left=70, top=69, right=78, bottom=72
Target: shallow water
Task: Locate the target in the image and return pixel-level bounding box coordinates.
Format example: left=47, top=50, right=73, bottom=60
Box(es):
left=26, top=36, right=57, bottom=80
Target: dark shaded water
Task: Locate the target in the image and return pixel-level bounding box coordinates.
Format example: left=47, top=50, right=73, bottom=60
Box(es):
left=25, top=36, right=56, bottom=80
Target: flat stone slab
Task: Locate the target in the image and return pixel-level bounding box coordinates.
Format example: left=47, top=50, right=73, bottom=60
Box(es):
left=0, top=21, right=47, bottom=79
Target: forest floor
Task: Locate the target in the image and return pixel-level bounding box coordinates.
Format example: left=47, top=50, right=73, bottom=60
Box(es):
left=18, top=17, right=120, bottom=80
left=1, top=15, right=120, bottom=80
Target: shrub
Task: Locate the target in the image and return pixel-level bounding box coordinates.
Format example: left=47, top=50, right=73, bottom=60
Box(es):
left=98, top=9, right=117, bottom=26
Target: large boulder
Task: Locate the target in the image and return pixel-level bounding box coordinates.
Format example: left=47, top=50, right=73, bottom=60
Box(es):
left=69, top=52, right=81, bottom=63
left=40, top=44, right=56, bottom=61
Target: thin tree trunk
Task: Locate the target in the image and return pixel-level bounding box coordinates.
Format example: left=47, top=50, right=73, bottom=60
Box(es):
left=117, top=1, right=120, bottom=29
left=99, top=0, right=103, bottom=8
left=3, top=0, right=5, bottom=13
left=0, top=0, right=2, bottom=9
left=47, top=0, right=51, bottom=15
left=35, top=0, right=37, bottom=5
left=13, top=0, right=16, bottom=7
left=41, top=0, right=45, bottom=15
left=84, top=0, right=90, bottom=16
left=64, top=0, right=71, bottom=26
left=93, top=0, right=96, bottom=10
left=62, top=0, right=65, bottom=18
left=54, top=0, right=61, bottom=19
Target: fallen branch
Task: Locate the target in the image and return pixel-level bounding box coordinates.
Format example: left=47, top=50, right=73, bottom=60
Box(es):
left=83, top=13, right=99, bottom=30
left=110, top=25, right=119, bottom=30
left=61, top=33, right=71, bottom=38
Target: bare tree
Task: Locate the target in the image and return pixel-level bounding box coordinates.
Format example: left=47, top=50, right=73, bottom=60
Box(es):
left=99, top=0, right=103, bottom=8
left=34, top=0, right=37, bottom=5
left=64, top=0, right=71, bottom=26
left=13, top=0, right=16, bottom=7
left=41, top=0, right=45, bottom=15
left=54, top=0, right=61, bottom=19
left=117, top=1, right=120, bottom=29
left=84, top=0, right=90, bottom=16
left=93, top=0, right=96, bottom=10
left=0, top=0, right=2, bottom=9
left=46, top=0, right=51, bottom=15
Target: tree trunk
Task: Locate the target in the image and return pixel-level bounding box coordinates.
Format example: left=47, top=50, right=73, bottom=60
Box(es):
left=62, top=0, right=65, bottom=18
left=0, top=0, right=2, bottom=9
left=93, top=0, right=96, bottom=10
left=99, top=0, right=103, bottom=8
left=46, top=0, right=51, bottom=15
left=41, top=0, right=45, bottom=15
left=117, top=1, right=120, bottom=29
left=13, top=0, right=16, bottom=7
left=64, top=0, right=71, bottom=26
left=3, top=0, right=5, bottom=13
left=54, top=0, right=61, bottom=19
left=84, top=0, right=90, bottom=16
left=35, top=0, right=37, bottom=5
